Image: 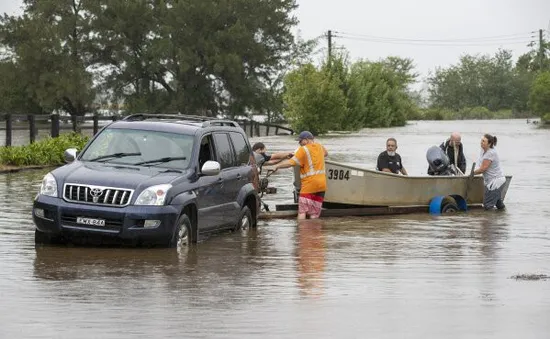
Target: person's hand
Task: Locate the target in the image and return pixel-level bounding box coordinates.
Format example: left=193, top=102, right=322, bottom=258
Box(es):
left=287, top=153, right=293, bottom=159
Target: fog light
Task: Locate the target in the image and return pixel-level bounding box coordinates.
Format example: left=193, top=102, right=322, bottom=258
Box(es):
left=34, top=208, right=45, bottom=218
left=144, top=220, right=161, bottom=228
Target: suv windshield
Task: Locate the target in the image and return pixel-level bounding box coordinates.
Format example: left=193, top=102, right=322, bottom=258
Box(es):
left=80, top=128, right=194, bottom=169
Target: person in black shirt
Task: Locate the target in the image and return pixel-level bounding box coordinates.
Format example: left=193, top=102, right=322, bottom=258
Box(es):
left=377, top=137, right=408, bottom=175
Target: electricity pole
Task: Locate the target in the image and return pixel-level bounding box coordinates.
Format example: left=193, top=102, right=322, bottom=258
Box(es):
left=327, top=30, right=332, bottom=66
left=540, top=29, right=544, bottom=70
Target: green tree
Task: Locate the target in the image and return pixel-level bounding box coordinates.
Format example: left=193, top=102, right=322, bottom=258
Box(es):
left=89, top=0, right=300, bottom=116
left=427, top=47, right=548, bottom=117
left=1, top=0, right=96, bottom=123
left=283, top=63, right=348, bottom=134
left=347, top=60, right=413, bottom=128
left=529, top=71, right=550, bottom=119
left=1, top=0, right=305, bottom=120
left=0, top=59, right=46, bottom=114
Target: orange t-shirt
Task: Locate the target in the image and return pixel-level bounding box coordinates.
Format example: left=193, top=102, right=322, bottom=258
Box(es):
left=289, top=143, right=326, bottom=194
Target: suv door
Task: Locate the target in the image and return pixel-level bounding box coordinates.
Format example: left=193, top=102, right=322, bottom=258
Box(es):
left=195, top=134, right=225, bottom=231
left=213, top=132, right=244, bottom=227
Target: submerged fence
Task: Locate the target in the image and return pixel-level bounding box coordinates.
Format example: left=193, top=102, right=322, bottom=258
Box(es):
left=0, top=114, right=294, bottom=147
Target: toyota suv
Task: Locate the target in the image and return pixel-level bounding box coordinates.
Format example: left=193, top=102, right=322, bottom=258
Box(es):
left=32, top=114, right=260, bottom=247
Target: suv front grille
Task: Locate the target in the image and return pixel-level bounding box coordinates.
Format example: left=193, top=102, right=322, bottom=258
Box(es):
left=63, top=184, right=133, bottom=207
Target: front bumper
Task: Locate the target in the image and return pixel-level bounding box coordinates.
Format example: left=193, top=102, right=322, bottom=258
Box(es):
left=33, top=195, right=181, bottom=242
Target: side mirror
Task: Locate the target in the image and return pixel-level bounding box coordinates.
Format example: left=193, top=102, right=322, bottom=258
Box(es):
left=64, top=148, right=78, bottom=163
left=201, top=160, right=221, bottom=176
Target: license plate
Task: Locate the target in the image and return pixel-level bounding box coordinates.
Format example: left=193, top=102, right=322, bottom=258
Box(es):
left=76, top=217, right=106, bottom=226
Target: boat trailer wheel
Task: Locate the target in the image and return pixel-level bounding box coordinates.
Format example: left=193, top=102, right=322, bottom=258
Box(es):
left=441, top=201, right=459, bottom=213
left=429, top=195, right=467, bottom=214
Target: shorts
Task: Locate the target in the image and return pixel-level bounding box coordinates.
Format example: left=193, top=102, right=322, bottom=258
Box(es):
left=298, top=192, right=325, bottom=218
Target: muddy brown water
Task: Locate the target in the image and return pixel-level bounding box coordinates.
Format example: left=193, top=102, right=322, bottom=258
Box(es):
left=1, top=120, right=549, bottom=338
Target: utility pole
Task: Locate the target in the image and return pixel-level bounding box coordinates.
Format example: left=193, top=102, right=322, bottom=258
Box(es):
left=327, top=30, right=332, bottom=66
left=539, top=29, right=544, bottom=72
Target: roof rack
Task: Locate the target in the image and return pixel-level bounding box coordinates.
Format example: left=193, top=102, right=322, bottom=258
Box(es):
left=121, top=113, right=240, bottom=128
left=122, top=113, right=213, bottom=122
left=201, top=120, right=240, bottom=128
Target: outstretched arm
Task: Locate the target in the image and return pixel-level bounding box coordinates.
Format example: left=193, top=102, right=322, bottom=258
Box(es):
left=473, top=159, right=491, bottom=175
left=273, top=159, right=294, bottom=171
left=270, top=151, right=293, bottom=161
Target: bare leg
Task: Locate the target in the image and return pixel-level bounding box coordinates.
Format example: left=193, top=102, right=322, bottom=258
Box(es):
left=298, top=213, right=307, bottom=220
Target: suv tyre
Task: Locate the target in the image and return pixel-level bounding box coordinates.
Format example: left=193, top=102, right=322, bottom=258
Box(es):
left=236, top=205, right=253, bottom=232
left=170, top=214, right=194, bottom=247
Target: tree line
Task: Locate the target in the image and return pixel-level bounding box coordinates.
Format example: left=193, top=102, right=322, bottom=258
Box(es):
left=0, top=0, right=549, bottom=134
left=0, top=0, right=311, bottom=119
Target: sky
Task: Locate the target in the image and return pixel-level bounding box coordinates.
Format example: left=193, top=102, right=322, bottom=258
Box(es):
left=1, top=0, right=549, bottom=88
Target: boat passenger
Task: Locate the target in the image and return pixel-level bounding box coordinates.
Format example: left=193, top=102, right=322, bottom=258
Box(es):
left=473, top=134, right=506, bottom=210
left=427, top=132, right=466, bottom=175
left=377, top=138, right=408, bottom=175
left=272, top=131, right=328, bottom=220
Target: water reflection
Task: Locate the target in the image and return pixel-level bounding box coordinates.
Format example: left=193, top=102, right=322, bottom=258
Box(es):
left=296, top=219, right=326, bottom=298
left=33, top=246, right=187, bottom=281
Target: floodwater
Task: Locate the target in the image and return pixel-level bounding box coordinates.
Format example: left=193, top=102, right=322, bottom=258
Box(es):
left=1, top=119, right=549, bottom=338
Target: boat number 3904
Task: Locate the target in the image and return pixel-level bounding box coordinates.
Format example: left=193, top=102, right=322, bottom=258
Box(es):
left=327, top=169, right=350, bottom=181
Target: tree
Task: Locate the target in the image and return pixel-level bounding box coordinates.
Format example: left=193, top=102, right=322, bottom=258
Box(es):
left=283, top=63, right=348, bottom=134
left=427, top=50, right=527, bottom=114
left=0, top=59, right=47, bottom=114
left=0, top=1, right=96, bottom=124
left=89, top=0, right=300, bottom=116
left=529, top=71, right=550, bottom=119
left=347, top=61, right=412, bottom=128
left=1, top=0, right=305, bottom=120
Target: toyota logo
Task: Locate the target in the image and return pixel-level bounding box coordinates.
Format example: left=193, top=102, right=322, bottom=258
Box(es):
left=90, top=188, right=104, bottom=203
left=90, top=188, right=104, bottom=198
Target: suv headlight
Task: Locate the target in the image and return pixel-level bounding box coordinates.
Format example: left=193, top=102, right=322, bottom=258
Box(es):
left=40, top=173, right=58, bottom=197
left=135, top=184, right=172, bottom=206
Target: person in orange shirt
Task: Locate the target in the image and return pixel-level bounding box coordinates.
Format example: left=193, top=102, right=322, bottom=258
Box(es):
left=273, top=131, right=328, bottom=219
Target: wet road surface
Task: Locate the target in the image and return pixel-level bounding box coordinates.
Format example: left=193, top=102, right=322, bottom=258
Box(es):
left=1, top=119, right=549, bottom=338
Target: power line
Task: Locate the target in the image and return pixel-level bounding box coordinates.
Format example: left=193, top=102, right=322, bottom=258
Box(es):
left=333, top=34, right=534, bottom=47
left=333, top=30, right=535, bottom=42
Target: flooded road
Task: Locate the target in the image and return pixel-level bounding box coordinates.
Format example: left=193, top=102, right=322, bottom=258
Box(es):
left=1, top=120, right=549, bottom=338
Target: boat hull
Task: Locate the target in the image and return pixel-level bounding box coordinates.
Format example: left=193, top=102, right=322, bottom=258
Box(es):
left=323, top=160, right=512, bottom=207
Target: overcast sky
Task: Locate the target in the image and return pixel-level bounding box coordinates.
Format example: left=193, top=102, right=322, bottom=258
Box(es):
left=1, top=0, right=549, bottom=86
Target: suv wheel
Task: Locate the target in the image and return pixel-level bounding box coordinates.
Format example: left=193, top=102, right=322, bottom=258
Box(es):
left=236, top=206, right=252, bottom=231
left=170, top=214, right=193, bottom=247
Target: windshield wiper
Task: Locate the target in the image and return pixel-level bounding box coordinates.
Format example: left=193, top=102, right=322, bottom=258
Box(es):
left=134, top=157, right=187, bottom=166
left=87, top=152, right=142, bottom=162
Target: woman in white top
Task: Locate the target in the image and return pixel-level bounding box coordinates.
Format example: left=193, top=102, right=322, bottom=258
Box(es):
left=473, top=134, right=506, bottom=210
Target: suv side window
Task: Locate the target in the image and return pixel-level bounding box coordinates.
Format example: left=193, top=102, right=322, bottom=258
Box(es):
left=198, top=134, right=215, bottom=170
left=229, top=132, right=250, bottom=166
left=213, top=133, right=235, bottom=169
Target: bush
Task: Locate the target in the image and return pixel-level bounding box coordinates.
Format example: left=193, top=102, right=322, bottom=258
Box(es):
left=418, top=108, right=454, bottom=120
left=0, top=132, right=89, bottom=166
